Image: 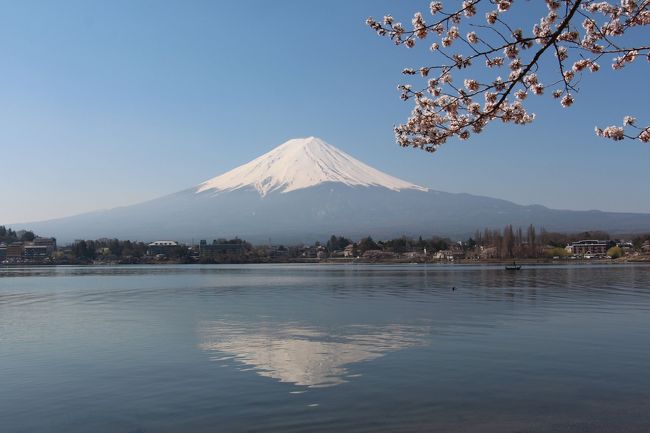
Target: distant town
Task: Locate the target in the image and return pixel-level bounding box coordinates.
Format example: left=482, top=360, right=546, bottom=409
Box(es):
left=1, top=225, right=650, bottom=266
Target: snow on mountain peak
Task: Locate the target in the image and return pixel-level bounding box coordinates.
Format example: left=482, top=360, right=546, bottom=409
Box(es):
left=196, top=137, right=428, bottom=196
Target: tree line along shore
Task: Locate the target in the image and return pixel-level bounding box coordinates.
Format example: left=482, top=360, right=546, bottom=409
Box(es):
left=2, top=224, right=650, bottom=265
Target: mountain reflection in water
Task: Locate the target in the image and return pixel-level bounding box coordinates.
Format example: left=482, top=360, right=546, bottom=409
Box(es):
left=199, top=321, right=429, bottom=387
left=3, top=264, right=650, bottom=433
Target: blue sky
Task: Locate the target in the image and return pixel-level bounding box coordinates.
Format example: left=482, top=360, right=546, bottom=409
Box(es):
left=1, top=0, right=648, bottom=224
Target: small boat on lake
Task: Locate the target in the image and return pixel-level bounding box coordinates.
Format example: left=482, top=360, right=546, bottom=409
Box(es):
left=505, top=262, right=522, bottom=271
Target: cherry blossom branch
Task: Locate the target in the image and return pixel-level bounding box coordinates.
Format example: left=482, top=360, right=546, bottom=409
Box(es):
left=366, top=0, right=649, bottom=151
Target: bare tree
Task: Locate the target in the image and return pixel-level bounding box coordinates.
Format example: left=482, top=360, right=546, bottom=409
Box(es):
left=367, top=1, right=649, bottom=152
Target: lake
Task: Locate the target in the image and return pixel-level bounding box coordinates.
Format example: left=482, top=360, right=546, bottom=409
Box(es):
left=1, top=264, right=649, bottom=433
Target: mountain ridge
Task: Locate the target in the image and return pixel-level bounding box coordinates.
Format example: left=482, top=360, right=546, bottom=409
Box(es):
left=7, top=137, right=650, bottom=242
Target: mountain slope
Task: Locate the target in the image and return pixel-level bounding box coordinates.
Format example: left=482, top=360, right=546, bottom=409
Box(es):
left=10, top=137, right=650, bottom=242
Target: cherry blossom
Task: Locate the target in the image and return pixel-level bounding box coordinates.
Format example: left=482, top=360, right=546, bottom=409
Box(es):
left=366, top=0, right=649, bottom=152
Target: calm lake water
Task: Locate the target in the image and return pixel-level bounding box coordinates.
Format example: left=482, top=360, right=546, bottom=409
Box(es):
left=1, top=264, right=650, bottom=433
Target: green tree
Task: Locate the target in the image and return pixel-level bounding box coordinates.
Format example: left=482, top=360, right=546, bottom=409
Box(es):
left=545, top=247, right=568, bottom=258
left=358, top=236, right=379, bottom=254
left=73, top=240, right=96, bottom=260
left=326, top=235, right=352, bottom=252
left=387, top=237, right=409, bottom=253
left=20, top=231, right=36, bottom=242
left=607, top=246, right=624, bottom=259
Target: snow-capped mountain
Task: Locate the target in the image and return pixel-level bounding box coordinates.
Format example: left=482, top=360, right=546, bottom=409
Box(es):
left=10, top=137, right=650, bottom=242
left=196, top=136, right=427, bottom=196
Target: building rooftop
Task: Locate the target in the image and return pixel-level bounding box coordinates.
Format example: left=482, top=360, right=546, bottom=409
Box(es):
left=148, top=241, right=179, bottom=246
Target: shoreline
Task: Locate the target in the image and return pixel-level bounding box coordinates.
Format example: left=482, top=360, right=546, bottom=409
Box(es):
left=2, top=256, right=649, bottom=267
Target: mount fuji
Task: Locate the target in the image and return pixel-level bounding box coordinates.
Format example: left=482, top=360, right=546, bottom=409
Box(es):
left=13, top=137, right=650, bottom=242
